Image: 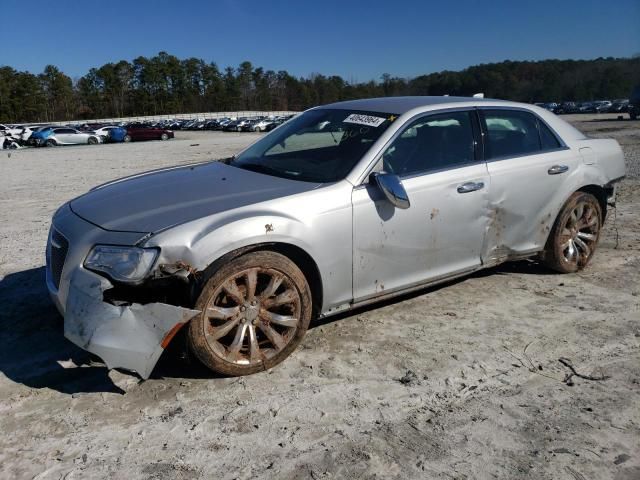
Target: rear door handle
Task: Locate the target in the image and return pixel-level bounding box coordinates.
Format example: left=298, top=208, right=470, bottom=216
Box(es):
left=548, top=165, right=569, bottom=175
left=457, top=181, right=485, bottom=194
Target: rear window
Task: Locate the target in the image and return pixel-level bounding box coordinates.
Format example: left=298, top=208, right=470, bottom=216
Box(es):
left=539, top=121, right=561, bottom=150
left=482, top=109, right=561, bottom=159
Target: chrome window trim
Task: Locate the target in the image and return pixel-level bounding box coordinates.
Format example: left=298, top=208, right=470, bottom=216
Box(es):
left=355, top=106, right=482, bottom=186
left=480, top=145, right=571, bottom=164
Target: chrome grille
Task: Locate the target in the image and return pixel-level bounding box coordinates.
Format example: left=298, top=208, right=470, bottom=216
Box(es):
left=49, top=228, right=69, bottom=289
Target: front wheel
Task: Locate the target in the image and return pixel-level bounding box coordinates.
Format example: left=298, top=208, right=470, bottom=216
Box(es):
left=160, top=133, right=169, bottom=141
left=541, top=192, right=602, bottom=273
left=45, top=139, right=57, bottom=147
left=188, top=251, right=312, bottom=376
left=123, top=134, right=132, bottom=142
left=88, top=137, right=98, bottom=145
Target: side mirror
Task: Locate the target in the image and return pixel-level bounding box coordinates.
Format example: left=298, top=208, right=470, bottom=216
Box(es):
left=370, top=172, right=410, bottom=209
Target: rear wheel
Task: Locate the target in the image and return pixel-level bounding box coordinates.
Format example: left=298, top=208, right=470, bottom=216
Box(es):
left=188, top=251, right=312, bottom=376
left=541, top=192, right=602, bottom=273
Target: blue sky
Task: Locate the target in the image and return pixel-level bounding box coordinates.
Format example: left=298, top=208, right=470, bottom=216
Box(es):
left=1, top=0, right=638, bottom=81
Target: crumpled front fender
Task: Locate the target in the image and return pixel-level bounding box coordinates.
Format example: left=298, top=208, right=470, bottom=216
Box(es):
left=64, top=269, right=200, bottom=379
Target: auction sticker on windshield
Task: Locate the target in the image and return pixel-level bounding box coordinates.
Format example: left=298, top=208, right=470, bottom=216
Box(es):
left=343, top=114, right=386, bottom=127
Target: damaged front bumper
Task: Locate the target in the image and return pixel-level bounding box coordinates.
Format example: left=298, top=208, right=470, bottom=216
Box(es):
left=63, top=269, right=200, bottom=379
left=47, top=205, right=200, bottom=379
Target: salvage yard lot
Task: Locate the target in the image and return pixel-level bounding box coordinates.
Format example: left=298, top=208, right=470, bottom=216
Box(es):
left=0, top=115, right=638, bottom=479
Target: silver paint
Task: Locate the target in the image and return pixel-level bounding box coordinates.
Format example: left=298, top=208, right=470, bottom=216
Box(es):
left=47, top=96, right=627, bottom=378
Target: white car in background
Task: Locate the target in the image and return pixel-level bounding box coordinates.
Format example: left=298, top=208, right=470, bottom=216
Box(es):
left=35, top=127, right=102, bottom=147
left=92, top=126, right=121, bottom=141
left=0, top=123, right=23, bottom=137
left=18, top=125, right=43, bottom=142
left=251, top=119, right=275, bottom=132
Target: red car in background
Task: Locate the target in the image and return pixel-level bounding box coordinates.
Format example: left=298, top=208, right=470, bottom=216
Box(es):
left=124, top=124, right=174, bottom=142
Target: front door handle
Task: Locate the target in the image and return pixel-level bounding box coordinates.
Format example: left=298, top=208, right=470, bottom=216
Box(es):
left=548, top=165, right=569, bottom=175
left=457, top=181, right=484, bottom=194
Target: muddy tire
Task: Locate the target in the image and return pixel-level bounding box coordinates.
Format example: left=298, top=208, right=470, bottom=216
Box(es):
left=541, top=192, right=602, bottom=273
left=188, top=251, right=312, bottom=376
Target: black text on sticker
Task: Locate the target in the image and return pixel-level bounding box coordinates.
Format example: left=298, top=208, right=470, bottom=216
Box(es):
left=343, top=114, right=386, bottom=127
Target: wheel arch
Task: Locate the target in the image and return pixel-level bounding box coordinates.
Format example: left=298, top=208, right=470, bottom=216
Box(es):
left=576, top=184, right=609, bottom=221
left=541, top=183, right=610, bottom=251
left=197, top=242, right=323, bottom=317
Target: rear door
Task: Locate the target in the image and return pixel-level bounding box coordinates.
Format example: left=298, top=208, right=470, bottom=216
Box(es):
left=479, top=108, right=580, bottom=264
left=69, top=129, right=88, bottom=144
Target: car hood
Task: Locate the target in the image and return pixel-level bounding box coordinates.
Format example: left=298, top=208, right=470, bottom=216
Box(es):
left=69, top=161, right=322, bottom=234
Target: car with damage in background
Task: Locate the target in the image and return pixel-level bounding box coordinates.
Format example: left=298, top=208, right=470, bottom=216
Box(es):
left=46, top=96, right=626, bottom=379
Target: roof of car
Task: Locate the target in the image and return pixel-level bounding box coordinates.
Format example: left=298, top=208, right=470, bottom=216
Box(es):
left=316, top=96, right=510, bottom=114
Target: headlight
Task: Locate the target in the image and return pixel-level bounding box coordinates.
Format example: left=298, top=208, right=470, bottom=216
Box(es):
left=84, top=245, right=158, bottom=283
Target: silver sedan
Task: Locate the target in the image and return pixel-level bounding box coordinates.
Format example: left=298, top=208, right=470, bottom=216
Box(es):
left=46, top=96, right=626, bottom=378
left=38, top=127, right=101, bottom=146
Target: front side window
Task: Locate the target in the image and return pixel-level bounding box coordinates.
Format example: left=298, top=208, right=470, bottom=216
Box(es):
left=381, top=111, right=476, bottom=177
left=481, top=110, right=541, bottom=159
left=231, top=109, right=398, bottom=183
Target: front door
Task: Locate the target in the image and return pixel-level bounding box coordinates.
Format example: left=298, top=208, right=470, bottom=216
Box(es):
left=352, top=110, right=490, bottom=302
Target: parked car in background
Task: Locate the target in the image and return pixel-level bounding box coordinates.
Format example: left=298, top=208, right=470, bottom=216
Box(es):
left=17, top=125, right=44, bottom=143
left=628, top=86, right=640, bottom=120
left=556, top=102, right=579, bottom=114
left=240, top=119, right=264, bottom=132
left=93, top=126, right=127, bottom=143
left=609, top=99, right=628, bottom=113
left=593, top=100, right=613, bottom=113
left=250, top=118, right=275, bottom=132
left=265, top=118, right=287, bottom=131
left=224, top=118, right=252, bottom=132
left=0, top=124, right=23, bottom=137
left=216, top=118, right=233, bottom=130
left=47, top=96, right=625, bottom=379
left=31, top=127, right=102, bottom=147
left=124, top=124, right=174, bottom=142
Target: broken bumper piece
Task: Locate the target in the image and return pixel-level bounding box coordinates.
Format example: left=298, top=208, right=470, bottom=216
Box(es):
left=64, top=269, right=200, bottom=379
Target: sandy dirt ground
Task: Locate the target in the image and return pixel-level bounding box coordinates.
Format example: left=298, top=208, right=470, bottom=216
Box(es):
left=0, top=115, right=638, bottom=480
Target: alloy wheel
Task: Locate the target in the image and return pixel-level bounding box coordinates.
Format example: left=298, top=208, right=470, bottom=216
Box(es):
left=203, top=267, right=301, bottom=366
left=559, top=200, right=600, bottom=268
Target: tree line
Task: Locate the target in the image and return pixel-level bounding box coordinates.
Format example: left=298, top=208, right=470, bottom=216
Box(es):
left=0, top=52, right=638, bottom=123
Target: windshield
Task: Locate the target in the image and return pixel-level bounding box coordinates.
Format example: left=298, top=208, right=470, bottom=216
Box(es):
left=230, top=109, right=398, bottom=182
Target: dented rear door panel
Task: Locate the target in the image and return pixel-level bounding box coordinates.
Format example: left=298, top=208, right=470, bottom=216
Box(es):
left=482, top=148, right=580, bottom=264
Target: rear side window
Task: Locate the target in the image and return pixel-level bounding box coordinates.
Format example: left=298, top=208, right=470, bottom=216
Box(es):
left=482, top=110, right=540, bottom=159
left=539, top=121, right=561, bottom=150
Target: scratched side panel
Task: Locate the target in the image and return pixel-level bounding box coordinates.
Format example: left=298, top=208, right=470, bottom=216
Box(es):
left=145, top=181, right=355, bottom=314
left=482, top=149, right=581, bottom=264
